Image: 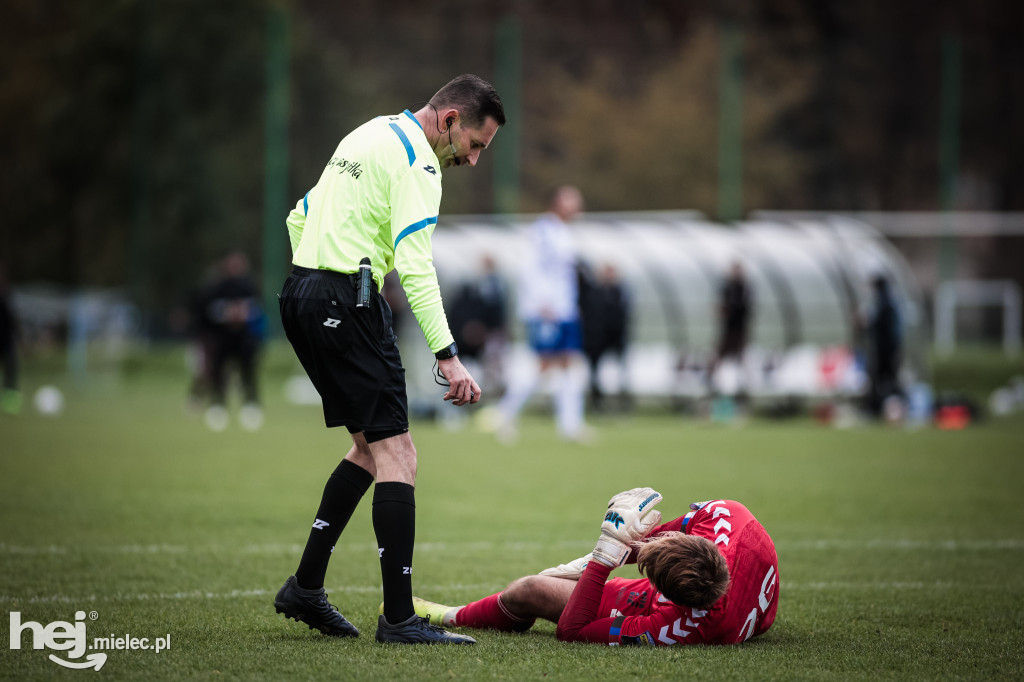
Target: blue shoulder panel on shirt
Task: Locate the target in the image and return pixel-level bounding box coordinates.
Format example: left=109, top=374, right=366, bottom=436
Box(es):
left=403, top=109, right=423, bottom=130
left=388, top=123, right=416, bottom=166
left=303, top=192, right=309, bottom=216
left=394, top=216, right=438, bottom=250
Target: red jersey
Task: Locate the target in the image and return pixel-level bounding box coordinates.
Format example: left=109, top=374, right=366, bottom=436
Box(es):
left=556, top=499, right=779, bottom=646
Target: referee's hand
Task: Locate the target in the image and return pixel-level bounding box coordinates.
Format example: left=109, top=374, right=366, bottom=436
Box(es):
left=437, top=356, right=481, bottom=407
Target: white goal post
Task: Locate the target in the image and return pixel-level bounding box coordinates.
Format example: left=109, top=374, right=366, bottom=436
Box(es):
left=933, top=279, right=1022, bottom=356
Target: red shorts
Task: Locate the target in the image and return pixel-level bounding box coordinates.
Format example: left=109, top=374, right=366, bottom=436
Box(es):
left=598, top=578, right=656, bottom=619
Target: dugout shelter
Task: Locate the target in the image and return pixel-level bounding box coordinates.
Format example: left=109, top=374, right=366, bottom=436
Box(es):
left=408, top=212, right=926, bottom=407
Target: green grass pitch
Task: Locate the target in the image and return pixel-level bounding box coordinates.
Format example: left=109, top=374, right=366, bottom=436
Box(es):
left=2, top=362, right=1023, bottom=680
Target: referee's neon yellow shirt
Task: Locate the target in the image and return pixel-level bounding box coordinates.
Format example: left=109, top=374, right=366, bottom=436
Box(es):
left=286, top=110, right=454, bottom=353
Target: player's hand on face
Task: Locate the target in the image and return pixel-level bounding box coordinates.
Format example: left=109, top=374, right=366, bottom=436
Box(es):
left=593, top=487, right=663, bottom=568
left=604, top=487, right=663, bottom=542
left=607, top=487, right=652, bottom=509
left=437, top=356, right=481, bottom=407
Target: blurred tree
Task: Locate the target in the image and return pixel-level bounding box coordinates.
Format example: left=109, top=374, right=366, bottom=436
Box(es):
left=1, top=0, right=1022, bottom=330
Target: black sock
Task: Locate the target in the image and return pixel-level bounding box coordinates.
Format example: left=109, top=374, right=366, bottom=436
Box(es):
left=294, top=459, right=374, bottom=590
left=372, top=482, right=416, bottom=624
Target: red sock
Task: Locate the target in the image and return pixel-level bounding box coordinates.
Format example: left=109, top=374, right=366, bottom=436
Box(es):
left=455, top=592, right=535, bottom=632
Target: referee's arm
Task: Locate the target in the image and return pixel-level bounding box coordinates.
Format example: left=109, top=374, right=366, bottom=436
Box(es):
left=285, top=201, right=306, bottom=256
left=389, top=169, right=479, bottom=405
left=389, top=162, right=452, bottom=354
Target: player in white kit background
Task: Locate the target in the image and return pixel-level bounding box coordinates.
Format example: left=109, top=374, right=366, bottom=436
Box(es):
left=495, top=185, right=591, bottom=443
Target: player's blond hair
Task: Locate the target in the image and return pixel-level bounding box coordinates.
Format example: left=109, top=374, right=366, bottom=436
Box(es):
left=636, top=532, right=730, bottom=609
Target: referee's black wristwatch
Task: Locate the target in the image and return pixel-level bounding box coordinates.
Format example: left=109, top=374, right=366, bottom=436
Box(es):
left=434, top=342, right=459, bottom=360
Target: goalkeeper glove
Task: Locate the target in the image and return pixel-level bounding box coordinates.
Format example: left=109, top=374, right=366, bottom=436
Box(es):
left=592, top=487, right=663, bottom=568
left=538, top=553, right=593, bottom=580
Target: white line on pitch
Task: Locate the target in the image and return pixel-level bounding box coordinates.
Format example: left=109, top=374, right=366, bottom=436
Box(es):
left=0, top=580, right=988, bottom=606
left=2, top=538, right=1023, bottom=556
left=0, top=540, right=594, bottom=556
left=0, top=583, right=503, bottom=605
left=780, top=539, right=1024, bottom=551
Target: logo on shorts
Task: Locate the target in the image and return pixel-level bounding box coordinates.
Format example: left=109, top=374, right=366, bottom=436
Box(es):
left=323, top=318, right=341, bottom=328
left=627, top=590, right=648, bottom=608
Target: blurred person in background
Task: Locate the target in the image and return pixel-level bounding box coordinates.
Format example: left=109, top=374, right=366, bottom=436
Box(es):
left=201, top=250, right=265, bottom=432
left=706, top=261, right=753, bottom=397
left=0, top=262, right=20, bottom=415
left=183, top=261, right=219, bottom=414
left=495, top=185, right=591, bottom=443
left=380, top=270, right=409, bottom=340
left=578, top=262, right=631, bottom=412
left=866, top=274, right=902, bottom=417
left=274, top=74, right=503, bottom=645
left=449, top=254, right=508, bottom=395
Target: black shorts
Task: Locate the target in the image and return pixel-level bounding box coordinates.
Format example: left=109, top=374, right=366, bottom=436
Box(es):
left=279, top=266, right=408, bottom=433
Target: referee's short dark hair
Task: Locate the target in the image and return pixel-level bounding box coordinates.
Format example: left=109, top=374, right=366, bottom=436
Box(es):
left=430, top=74, right=506, bottom=128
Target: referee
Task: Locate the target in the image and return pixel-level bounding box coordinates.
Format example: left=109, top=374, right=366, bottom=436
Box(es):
left=273, top=75, right=504, bottom=645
